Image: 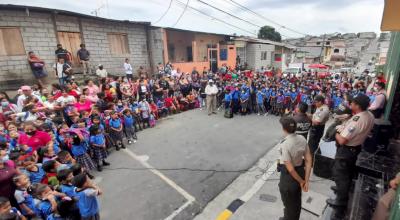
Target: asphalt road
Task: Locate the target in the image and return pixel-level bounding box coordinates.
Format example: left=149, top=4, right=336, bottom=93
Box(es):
left=97, top=109, right=282, bottom=220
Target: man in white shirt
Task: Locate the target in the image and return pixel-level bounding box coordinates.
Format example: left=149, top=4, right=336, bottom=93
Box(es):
left=17, top=86, right=42, bottom=111
left=124, top=58, right=133, bottom=82
left=96, top=64, right=108, bottom=78
left=205, top=79, right=219, bottom=115
left=56, top=90, right=76, bottom=107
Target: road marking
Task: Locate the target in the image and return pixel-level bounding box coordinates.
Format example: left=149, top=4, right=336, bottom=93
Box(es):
left=123, top=148, right=196, bottom=219
left=239, top=161, right=277, bottom=202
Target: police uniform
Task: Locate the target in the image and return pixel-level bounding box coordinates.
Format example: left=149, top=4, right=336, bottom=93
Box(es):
left=278, top=134, right=310, bottom=220
left=308, top=104, right=329, bottom=155
left=293, top=113, right=312, bottom=139
left=328, top=110, right=374, bottom=211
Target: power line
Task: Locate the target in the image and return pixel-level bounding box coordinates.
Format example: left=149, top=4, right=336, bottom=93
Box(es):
left=153, top=0, right=174, bottom=24
left=196, top=0, right=260, bottom=28
left=226, top=0, right=308, bottom=36
left=174, top=0, right=257, bottom=36
left=172, top=0, right=190, bottom=27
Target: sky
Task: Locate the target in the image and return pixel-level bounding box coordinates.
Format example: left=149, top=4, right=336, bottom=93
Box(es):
left=2, top=0, right=385, bottom=38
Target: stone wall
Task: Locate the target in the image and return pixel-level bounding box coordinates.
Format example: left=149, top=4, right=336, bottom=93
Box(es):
left=148, top=27, right=164, bottom=71
left=0, top=8, right=152, bottom=90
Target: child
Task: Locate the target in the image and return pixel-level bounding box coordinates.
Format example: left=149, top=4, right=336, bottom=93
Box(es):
left=276, top=90, right=285, bottom=116
left=22, top=156, right=46, bottom=184
left=269, top=87, right=277, bottom=115
left=108, top=111, right=125, bottom=150
left=13, top=174, right=38, bottom=218
left=73, top=174, right=102, bottom=220
left=139, top=99, right=151, bottom=129
left=41, top=160, right=61, bottom=187
left=71, top=134, right=96, bottom=176
left=224, top=88, right=232, bottom=110
left=56, top=169, right=76, bottom=198
left=256, top=87, right=266, bottom=116
left=56, top=150, right=76, bottom=170
left=240, top=89, right=249, bottom=115
left=40, top=146, right=57, bottom=163
left=33, top=183, right=69, bottom=219
left=89, top=125, right=110, bottom=172
left=122, top=109, right=137, bottom=144
left=0, top=197, right=26, bottom=220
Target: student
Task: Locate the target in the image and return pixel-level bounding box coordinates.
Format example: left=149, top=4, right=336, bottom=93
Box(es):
left=122, top=109, right=137, bottom=144
left=71, top=134, right=95, bottom=175
left=256, top=87, right=266, bottom=116
left=276, top=90, right=285, bottom=116
left=240, top=88, right=249, bottom=115
left=224, top=88, right=232, bottom=110
left=89, top=124, right=110, bottom=172
left=108, top=111, right=125, bottom=150
left=33, top=183, right=68, bottom=219
left=13, top=174, right=38, bottom=218
left=139, top=99, right=151, bottom=129
left=0, top=197, right=26, bottom=220
left=56, top=169, right=76, bottom=198
left=73, top=174, right=102, bottom=220
left=22, top=157, right=46, bottom=184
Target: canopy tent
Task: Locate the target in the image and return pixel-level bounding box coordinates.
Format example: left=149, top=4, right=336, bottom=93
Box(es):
left=308, top=63, right=328, bottom=69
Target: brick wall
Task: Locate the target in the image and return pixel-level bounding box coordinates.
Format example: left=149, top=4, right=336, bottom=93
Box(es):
left=0, top=8, right=152, bottom=90
left=0, top=10, right=57, bottom=88
left=148, top=27, right=164, bottom=69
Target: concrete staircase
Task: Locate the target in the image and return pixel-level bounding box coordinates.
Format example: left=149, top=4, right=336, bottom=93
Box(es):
left=356, top=38, right=380, bottom=72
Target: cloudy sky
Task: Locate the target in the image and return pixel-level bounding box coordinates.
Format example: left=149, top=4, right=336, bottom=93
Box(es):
left=3, top=0, right=385, bottom=38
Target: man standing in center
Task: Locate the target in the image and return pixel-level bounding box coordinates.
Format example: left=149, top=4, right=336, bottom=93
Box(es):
left=308, top=95, right=330, bottom=157
left=205, top=79, right=218, bottom=116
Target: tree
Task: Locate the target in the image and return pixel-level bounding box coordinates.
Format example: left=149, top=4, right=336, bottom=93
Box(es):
left=258, top=26, right=282, bottom=42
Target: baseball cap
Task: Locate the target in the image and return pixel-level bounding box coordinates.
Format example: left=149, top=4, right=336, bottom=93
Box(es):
left=334, top=104, right=352, bottom=115
left=98, top=64, right=103, bottom=67
left=21, top=85, right=31, bottom=91
left=208, top=79, right=213, bottom=83
left=352, top=94, right=370, bottom=110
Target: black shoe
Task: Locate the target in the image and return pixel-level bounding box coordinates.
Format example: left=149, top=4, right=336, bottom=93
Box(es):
left=330, top=208, right=346, bottom=220
left=121, top=144, right=126, bottom=149
left=87, top=172, right=95, bottom=179
left=102, top=160, right=110, bottom=166
left=326, top=198, right=347, bottom=207
left=116, top=145, right=120, bottom=151
left=97, top=165, right=103, bottom=172
left=331, top=185, right=337, bottom=193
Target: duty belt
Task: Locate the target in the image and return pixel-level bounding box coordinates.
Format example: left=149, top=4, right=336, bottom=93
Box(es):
left=338, top=144, right=362, bottom=153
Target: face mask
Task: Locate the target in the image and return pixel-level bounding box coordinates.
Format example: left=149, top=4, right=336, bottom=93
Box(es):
left=1, top=155, right=9, bottom=163
left=1, top=101, right=9, bottom=107
left=99, top=67, right=103, bottom=70
left=25, top=130, right=37, bottom=136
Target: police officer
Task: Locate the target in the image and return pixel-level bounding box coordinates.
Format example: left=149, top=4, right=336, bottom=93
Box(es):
left=368, top=81, right=386, bottom=118
left=308, top=95, right=329, bottom=157
left=293, top=102, right=312, bottom=139
left=278, top=117, right=312, bottom=220
left=326, top=94, right=375, bottom=219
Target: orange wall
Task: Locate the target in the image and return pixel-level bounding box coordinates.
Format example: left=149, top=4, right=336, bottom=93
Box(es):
left=171, top=61, right=209, bottom=73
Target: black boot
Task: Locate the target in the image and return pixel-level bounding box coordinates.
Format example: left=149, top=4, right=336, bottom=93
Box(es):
left=121, top=143, right=126, bottom=149
left=115, top=144, right=120, bottom=151
left=97, top=163, right=103, bottom=172
left=103, top=160, right=110, bottom=166
left=87, top=172, right=95, bottom=179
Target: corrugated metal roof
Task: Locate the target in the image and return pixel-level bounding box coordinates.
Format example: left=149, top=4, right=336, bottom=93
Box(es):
left=0, top=4, right=151, bottom=25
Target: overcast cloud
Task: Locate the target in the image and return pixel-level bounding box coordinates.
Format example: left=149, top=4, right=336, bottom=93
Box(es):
left=1, top=0, right=384, bottom=38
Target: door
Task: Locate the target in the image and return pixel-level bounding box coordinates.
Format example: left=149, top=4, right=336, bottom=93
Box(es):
left=208, top=48, right=218, bottom=73
left=57, top=32, right=82, bottom=68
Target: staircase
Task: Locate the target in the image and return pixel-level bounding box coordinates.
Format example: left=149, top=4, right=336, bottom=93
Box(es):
left=356, top=38, right=380, bottom=73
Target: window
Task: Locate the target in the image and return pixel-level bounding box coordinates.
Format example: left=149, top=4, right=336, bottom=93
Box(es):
left=316, top=42, right=321, bottom=45
left=220, top=49, right=228, bottom=61
left=168, top=44, right=175, bottom=62
left=0, top=27, right=25, bottom=56
left=334, top=48, right=340, bottom=53
left=186, top=46, right=193, bottom=62
left=261, top=51, right=268, bottom=60
left=325, top=41, right=330, bottom=45
left=107, top=33, right=130, bottom=55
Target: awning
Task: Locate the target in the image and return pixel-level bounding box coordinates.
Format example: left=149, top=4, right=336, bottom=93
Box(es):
left=381, top=0, right=400, bottom=31
left=309, top=63, right=328, bottom=69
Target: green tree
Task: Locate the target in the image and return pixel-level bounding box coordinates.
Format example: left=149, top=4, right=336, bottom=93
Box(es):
left=258, top=26, right=282, bottom=42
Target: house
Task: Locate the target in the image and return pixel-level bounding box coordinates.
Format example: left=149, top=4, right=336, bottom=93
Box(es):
left=0, top=4, right=153, bottom=89
left=233, top=37, right=294, bottom=71
left=149, top=27, right=237, bottom=73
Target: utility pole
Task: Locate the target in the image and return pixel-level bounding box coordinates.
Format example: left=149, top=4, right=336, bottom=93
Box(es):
left=319, top=34, right=326, bottom=64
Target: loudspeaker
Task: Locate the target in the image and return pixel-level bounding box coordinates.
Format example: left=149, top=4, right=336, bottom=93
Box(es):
left=313, top=152, right=334, bottom=179
left=362, top=119, right=393, bottom=153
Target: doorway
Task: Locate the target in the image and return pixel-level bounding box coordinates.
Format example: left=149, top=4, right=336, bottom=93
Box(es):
left=208, top=48, right=218, bottom=73
left=57, top=32, right=82, bottom=68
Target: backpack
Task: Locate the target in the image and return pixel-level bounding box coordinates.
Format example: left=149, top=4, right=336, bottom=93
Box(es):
left=224, top=108, right=233, bottom=118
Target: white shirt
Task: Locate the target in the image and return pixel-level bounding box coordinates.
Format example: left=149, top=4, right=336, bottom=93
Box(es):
left=205, top=84, right=218, bottom=95
left=124, top=63, right=133, bottom=75
left=96, top=69, right=108, bottom=78
left=56, top=95, right=76, bottom=106
left=17, top=94, right=42, bottom=111
left=53, top=62, right=65, bottom=78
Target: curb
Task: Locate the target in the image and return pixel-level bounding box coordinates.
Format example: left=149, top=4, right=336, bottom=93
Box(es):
left=215, top=199, right=245, bottom=220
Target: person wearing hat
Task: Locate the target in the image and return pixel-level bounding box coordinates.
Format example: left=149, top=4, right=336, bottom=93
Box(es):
left=326, top=94, right=374, bottom=219
left=205, top=79, right=218, bottom=115
left=308, top=95, right=329, bottom=157
left=96, top=64, right=108, bottom=78
left=277, top=116, right=312, bottom=220
left=323, top=104, right=352, bottom=142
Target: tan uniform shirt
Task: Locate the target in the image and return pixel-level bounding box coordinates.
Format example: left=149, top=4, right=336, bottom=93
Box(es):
left=339, top=111, right=374, bottom=146
left=279, top=134, right=309, bottom=166
left=312, top=105, right=330, bottom=125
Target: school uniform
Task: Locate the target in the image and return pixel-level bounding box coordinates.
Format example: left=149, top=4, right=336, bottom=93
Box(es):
left=256, top=90, right=266, bottom=114
left=231, top=90, right=240, bottom=113
left=72, top=143, right=95, bottom=171
left=108, top=118, right=123, bottom=143
left=27, top=164, right=46, bottom=184
left=38, top=200, right=53, bottom=219
left=123, top=115, right=137, bottom=140
left=75, top=188, right=100, bottom=220
left=224, top=93, right=232, bottom=109
left=59, top=184, right=77, bottom=198
left=14, top=188, right=38, bottom=216
left=89, top=134, right=108, bottom=163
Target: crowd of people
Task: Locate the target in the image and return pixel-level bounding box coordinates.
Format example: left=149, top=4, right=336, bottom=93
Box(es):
left=0, top=41, right=389, bottom=220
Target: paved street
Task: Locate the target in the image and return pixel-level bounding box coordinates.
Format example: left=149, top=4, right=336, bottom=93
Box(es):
left=96, top=109, right=283, bottom=220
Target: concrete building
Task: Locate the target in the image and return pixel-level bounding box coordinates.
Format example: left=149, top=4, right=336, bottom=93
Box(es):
left=0, top=4, right=152, bottom=89
left=148, top=27, right=237, bottom=73
left=233, top=37, right=294, bottom=71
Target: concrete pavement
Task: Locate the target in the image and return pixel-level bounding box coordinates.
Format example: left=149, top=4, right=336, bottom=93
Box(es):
left=95, top=109, right=284, bottom=220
